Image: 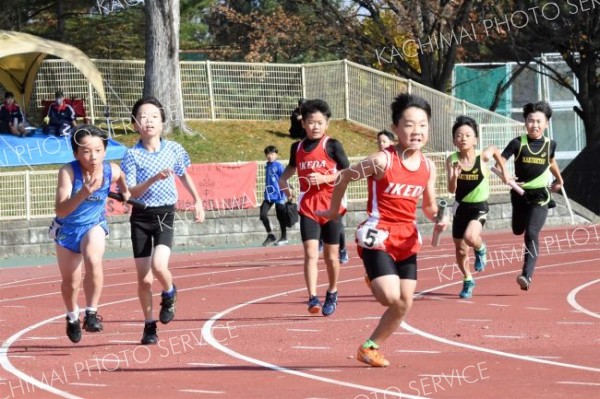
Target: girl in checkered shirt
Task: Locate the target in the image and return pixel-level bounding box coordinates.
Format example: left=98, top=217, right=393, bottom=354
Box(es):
left=121, top=96, right=205, bottom=345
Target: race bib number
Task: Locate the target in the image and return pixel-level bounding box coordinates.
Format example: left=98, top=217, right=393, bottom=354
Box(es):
left=48, top=219, right=62, bottom=240
left=356, top=224, right=389, bottom=250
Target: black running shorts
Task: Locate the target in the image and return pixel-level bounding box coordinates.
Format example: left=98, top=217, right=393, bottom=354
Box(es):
left=130, top=205, right=175, bottom=258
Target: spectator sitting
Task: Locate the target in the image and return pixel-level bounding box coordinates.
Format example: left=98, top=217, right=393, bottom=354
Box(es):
left=289, top=98, right=306, bottom=139
left=0, top=92, right=28, bottom=137
left=44, top=90, right=77, bottom=136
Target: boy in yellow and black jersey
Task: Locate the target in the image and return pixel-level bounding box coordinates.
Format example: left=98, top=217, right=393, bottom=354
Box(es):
left=501, top=101, right=564, bottom=291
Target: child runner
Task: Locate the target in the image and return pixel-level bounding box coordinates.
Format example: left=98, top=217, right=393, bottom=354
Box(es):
left=51, top=125, right=130, bottom=343
left=260, top=145, right=288, bottom=246
left=501, top=101, right=564, bottom=291
left=319, top=93, right=446, bottom=367
left=377, top=130, right=395, bottom=151
left=279, top=99, right=349, bottom=316
left=121, top=96, right=205, bottom=345
left=446, top=116, right=508, bottom=299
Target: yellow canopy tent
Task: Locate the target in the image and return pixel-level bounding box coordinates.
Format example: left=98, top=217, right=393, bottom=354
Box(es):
left=0, top=30, right=106, bottom=110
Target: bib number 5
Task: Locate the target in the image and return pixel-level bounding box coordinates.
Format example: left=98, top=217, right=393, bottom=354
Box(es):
left=356, top=225, right=388, bottom=250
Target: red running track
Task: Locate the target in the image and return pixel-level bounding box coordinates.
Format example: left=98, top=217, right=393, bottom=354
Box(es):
left=0, top=225, right=599, bottom=399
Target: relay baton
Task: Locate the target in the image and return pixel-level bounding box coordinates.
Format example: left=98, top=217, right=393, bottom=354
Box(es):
left=490, top=166, right=524, bottom=195
left=108, top=192, right=147, bottom=209
left=431, top=199, right=448, bottom=247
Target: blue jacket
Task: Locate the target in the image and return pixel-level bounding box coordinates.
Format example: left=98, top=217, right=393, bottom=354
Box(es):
left=264, top=161, right=286, bottom=203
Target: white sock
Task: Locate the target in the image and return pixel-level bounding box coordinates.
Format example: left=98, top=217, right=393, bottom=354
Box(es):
left=85, top=306, right=97, bottom=314
left=66, top=307, right=79, bottom=323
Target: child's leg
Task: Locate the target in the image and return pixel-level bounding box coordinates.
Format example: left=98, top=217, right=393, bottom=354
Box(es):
left=151, top=244, right=173, bottom=291
left=300, top=216, right=320, bottom=297
left=463, top=220, right=484, bottom=250
left=322, top=220, right=341, bottom=292
left=454, top=238, right=471, bottom=278
left=274, top=203, right=287, bottom=239
left=80, top=225, right=106, bottom=308
left=259, top=201, right=273, bottom=233
left=135, top=256, right=154, bottom=321
left=57, top=245, right=83, bottom=314
left=369, top=276, right=416, bottom=344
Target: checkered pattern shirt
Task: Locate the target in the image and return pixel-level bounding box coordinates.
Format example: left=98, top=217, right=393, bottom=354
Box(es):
left=121, top=139, right=191, bottom=207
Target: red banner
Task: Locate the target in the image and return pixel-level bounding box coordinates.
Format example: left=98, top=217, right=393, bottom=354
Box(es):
left=106, top=162, right=258, bottom=215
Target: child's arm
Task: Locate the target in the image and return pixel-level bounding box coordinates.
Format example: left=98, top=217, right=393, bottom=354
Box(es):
left=278, top=165, right=297, bottom=198
left=422, top=158, right=441, bottom=223
left=110, top=163, right=131, bottom=203
left=127, top=169, right=173, bottom=198
left=446, top=155, right=460, bottom=194
left=179, top=172, right=205, bottom=222
left=318, top=152, right=387, bottom=221
left=482, top=145, right=509, bottom=184
left=549, top=158, right=564, bottom=192
left=55, top=165, right=102, bottom=218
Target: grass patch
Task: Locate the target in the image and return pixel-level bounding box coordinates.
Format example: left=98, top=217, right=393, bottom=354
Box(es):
left=114, top=119, right=378, bottom=163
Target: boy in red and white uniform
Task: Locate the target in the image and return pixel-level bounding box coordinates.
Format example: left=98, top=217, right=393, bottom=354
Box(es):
left=279, top=99, right=349, bottom=317
left=319, top=93, right=446, bottom=367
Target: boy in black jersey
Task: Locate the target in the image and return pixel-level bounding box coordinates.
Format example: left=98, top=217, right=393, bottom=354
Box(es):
left=501, top=102, right=564, bottom=291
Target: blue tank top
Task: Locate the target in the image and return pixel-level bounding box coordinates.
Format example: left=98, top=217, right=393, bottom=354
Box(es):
left=57, top=161, right=112, bottom=226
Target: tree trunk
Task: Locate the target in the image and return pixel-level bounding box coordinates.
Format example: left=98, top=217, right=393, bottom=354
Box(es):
left=144, top=0, right=186, bottom=134
left=56, top=0, right=65, bottom=42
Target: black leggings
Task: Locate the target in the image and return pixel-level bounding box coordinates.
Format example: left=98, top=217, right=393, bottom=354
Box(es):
left=259, top=200, right=287, bottom=238
left=511, top=190, right=548, bottom=278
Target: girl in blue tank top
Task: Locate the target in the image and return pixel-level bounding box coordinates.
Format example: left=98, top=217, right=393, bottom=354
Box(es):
left=50, top=125, right=130, bottom=344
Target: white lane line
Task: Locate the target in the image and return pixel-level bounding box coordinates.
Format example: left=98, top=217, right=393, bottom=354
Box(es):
left=23, top=337, right=60, bottom=341
left=187, top=363, right=227, bottom=367
left=487, top=304, right=510, bottom=307
left=201, top=279, right=432, bottom=399
left=567, top=279, right=600, bottom=320
left=525, top=307, right=550, bottom=311
left=308, top=368, right=341, bottom=373
left=287, top=328, right=320, bottom=332
left=292, top=346, right=330, bottom=350
left=556, top=381, right=600, bottom=386
left=483, top=335, right=527, bottom=339
left=1, top=305, right=26, bottom=308
left=69, top=383, right=107, bottom=387
left=396, top=350, right=440, bottom=354
left=179, top=389, right=226, bottom=394
left=556, top=321, right=594, bottom=325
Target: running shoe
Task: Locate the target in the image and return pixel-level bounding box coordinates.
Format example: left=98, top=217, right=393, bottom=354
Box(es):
left=141, top=321, right=158, bottom=345
left=307, top=295, right=322, bottom=314
left=262, top=234, right=277, bottom=246
left=83, top=310, right=103, bottom=332
left=357, top=345, right=389, bottom=367
left=322, top=291, right=338, bottom=316
left=159, top=285, right=177, bottom=324
left=339, top=248, right=349, bottom=264
left=66, top=317, right=82, bottom=343
left=517, top=275, right=531, bottom=291
left=275, top=238, right=289, bottom=246
left=474, top=242, right=487, bottom=272
left=459, top=279, right=476, bottom=299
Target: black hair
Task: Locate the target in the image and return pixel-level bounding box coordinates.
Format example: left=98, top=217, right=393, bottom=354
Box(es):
left=391, top=93, right=431, bottom=125
left=4, top=91, right=14, bottom=99
left=300, top=99, right=332, bottom=120
left=452, top=115, right=479, bottom=138
left=55, top=90, right=64, bottom=98
left=298, top=98, right=305, bottom=107
left=131, top=96, right=166, bottom=123
left=71, top=125, right=109, bottom=153
left=523, top=101, right=552, bottom=120
left=264, top=145, right=278, bottom=155
left=377, top=130, right=395, bottom=141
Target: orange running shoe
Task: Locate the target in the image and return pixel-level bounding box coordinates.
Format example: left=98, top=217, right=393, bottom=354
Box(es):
left=357, top=345, right=389, bottom=367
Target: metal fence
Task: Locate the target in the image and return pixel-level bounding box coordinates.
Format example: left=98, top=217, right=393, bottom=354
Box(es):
left=24, top=59, right=523, bottom=152
left=1, top=58, right=525, bottom=220
left=1, top=154, right=516, bottom=220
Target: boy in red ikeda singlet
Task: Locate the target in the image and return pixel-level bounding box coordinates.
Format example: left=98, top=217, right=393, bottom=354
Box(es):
left=279, top=99, right=349, bottom=317
left=319, top=93, right=447, bottom=367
